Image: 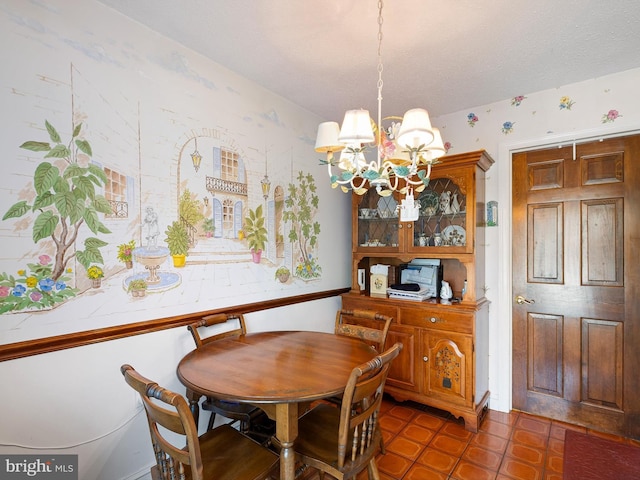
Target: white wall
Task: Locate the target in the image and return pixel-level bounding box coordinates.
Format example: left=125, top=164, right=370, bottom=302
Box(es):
left=431, top=68, right=640, bottom=413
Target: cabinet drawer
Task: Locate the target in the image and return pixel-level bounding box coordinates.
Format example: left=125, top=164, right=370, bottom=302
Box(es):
left=400, top=306, right=473, bottom=334
left=341, top=295, right=399, bottom=322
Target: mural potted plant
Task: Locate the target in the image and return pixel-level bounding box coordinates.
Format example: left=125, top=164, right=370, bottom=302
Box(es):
left=244, top=204, right=268, bottom=263
left=127, top=278, right=148, bottom=298
left=202, top=217, right=215, bottom=238
left=274, top=266, right=290, bottom=283
left=117, top=239, right=136, bottom=268
left=87, top=265, right=104, bottom=288
left=164, top=220, right=189, bottom=267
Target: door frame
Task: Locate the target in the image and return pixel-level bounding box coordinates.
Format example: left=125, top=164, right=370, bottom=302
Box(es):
left=492, top=123, right=640, bottom=414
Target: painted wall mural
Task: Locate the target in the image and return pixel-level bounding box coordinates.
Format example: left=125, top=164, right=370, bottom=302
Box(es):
left=1, top=108, right=326, bottom=316
left=0, top=1, right=352, bottom=345
left=2, top=120, right=111, bottom=313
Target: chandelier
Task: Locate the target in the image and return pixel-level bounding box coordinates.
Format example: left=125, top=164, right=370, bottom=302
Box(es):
left=314, top=0, right=445, bottom=201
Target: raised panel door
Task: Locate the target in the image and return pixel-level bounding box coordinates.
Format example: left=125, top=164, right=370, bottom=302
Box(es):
left=512, top=135, right=640, bottom=438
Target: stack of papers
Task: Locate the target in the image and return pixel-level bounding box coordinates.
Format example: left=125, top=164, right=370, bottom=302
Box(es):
left=387, top=287, right=432, bottom=301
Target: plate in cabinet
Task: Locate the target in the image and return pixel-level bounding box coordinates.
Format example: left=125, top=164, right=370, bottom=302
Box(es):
left=442, top=225, right=466, bottom=246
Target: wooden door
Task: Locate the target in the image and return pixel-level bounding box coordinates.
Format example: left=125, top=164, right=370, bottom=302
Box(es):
left=512, top=135, right=640, bottom=438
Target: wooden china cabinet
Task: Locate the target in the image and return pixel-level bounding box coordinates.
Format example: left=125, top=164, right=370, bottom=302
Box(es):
left=341, top=150, right=494, bottom=432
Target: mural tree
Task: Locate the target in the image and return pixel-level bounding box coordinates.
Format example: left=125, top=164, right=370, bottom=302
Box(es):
left=283, top=171, right=322, bottom=279
left=3, top=121, right=112, bottom=282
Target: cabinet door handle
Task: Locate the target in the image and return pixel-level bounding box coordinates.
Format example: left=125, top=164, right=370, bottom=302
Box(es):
left=398, top=224, right=403, bottom=229
left=423, top=356, right=429, bottom=362
left=428, top=316, right=442, bottom=323
left=407, top=223, right=412, bottom=229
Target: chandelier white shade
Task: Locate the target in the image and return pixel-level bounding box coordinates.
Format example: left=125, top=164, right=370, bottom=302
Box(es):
left=315, top=1, right=446, bottom=198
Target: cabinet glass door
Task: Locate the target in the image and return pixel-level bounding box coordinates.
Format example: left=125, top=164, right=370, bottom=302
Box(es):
left=411, top=177, right=467, bottom=250
left=356, top=191, right=399, bottom=250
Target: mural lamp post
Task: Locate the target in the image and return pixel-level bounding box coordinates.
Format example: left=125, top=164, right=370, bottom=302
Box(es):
left=261, top=150, right=271, bottom=201
left=190, top=137, right=202, bottom=173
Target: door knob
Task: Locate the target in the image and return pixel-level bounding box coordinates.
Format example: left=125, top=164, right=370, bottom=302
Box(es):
left=515, top=295, right=535, bottom=305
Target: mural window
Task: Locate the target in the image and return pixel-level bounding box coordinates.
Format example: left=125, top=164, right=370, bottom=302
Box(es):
left=223, top=199, right=234, bottom=235
left=221, top=149, right=239, bottom=181
left=104, top=167, right=129, bottom=218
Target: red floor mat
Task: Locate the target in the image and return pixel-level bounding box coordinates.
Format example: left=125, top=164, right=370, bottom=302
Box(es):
left=564, top=429, right=640, bottom=480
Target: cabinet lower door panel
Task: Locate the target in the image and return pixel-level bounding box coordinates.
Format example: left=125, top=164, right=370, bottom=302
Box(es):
left=386, top=325, right=419, bottom=392
left=423, top=330, right=473, bottom=407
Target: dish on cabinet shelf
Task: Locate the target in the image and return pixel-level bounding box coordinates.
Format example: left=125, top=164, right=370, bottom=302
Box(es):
left=418, top=190, right=439, bottom=216
left=359, top=240, right=387, bottom=247
left=442, top=225, right=466, bottom=246
left=358, top=208, right=377, bottom=219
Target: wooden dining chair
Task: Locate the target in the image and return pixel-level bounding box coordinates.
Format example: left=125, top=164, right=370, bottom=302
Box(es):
left=187, top=314, right=273, bottom=441
left=334, top=309, right=393, bottom=353
left=329, top=308, right=395, bottom=446
left=120, top=364, right=279, bottom=480
left=293, top=342, right=403, bottom=480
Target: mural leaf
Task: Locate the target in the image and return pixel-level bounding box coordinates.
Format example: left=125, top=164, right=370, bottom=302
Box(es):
left=33, top=162, right=59, bottom=195
left=92, top=195, right=114, bottom=214
left=75, top=139, right=92, bottom=156
left=32, top=210, right=59, bottom=243
left=20, top=141, right=51, bottom=152
left=3, top=200, right=30, bottom=220
left=73, top=175, right=96, bottom=200
left=68, top=197, right=86, bottom=225
left=45, top=144, right=71, bottom=159
left=45, top=120, right=61, bottom=143
left=83, top=207, right=100, bottom=234
left=32, top=192, right=55, bottom=211
left=87, top=163, right=108, bottom=184
left=63, top=164, right=87, bottom=180
left=85, top=237, right=109, bottom=249
left=54, top=191, right=76, bottom=218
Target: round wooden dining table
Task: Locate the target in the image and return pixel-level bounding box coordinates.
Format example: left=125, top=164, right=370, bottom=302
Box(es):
left=177, top=330, right=377, bottom=480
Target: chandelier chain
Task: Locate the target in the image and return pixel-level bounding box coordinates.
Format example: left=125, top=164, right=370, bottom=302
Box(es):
left=376, top=0, right=384, bottom=153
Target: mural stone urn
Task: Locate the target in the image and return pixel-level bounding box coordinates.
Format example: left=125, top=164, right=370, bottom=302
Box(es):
left=275, top=266, right=290, bottom=283
left=127, top=278, right=148, bottom=298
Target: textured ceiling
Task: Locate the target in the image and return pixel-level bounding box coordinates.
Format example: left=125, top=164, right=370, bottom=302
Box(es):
left=98, top=0, right=640, bottom=124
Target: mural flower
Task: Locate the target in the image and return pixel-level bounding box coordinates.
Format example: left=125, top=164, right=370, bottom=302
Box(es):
left=467, top=113, right=479, bottom=127
left=502, top=121, right=515, bottom=134
left=602, top=109, right=622, bottom=123
left=511, top=95, right=526, bottom=106
left=559, top=96, right=575, bottom=110
left=0, top=259, right=76, bottom=313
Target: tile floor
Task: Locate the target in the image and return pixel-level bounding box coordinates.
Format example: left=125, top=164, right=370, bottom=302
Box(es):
left=298, top=394, right=639, bottom=480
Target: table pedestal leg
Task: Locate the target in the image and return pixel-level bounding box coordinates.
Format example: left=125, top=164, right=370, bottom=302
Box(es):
left=184, top=389, right=201, bottom=426
left=275, top=403, right=299, bottom=480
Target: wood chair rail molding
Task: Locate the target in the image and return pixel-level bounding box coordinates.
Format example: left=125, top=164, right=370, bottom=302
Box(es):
left=0, top=288, right=350, bottom=362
